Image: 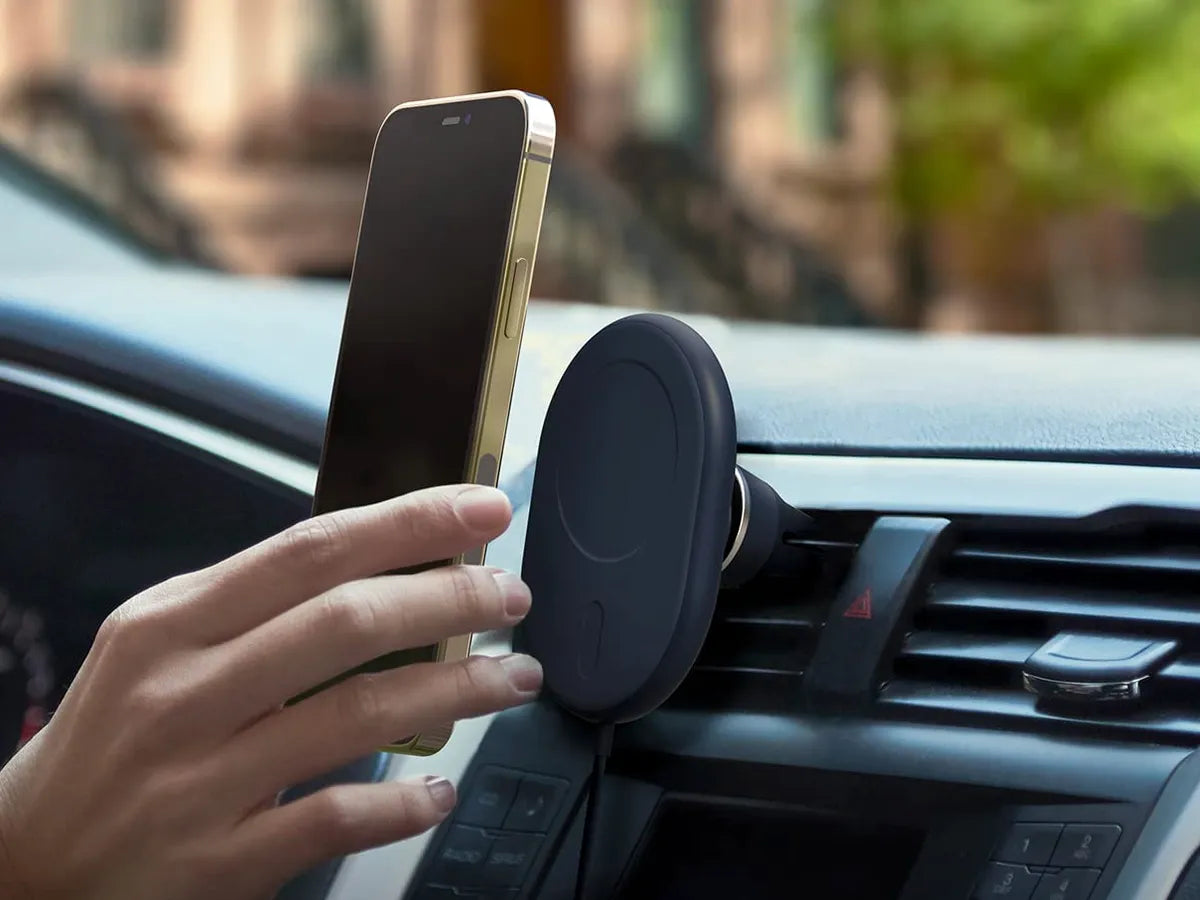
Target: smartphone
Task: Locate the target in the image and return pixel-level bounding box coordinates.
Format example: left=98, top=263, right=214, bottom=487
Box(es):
left=296, top=90, right=555, bottom=755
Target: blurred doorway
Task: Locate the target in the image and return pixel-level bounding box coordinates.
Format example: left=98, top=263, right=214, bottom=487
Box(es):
left=476, top=0, right=570, bottom=137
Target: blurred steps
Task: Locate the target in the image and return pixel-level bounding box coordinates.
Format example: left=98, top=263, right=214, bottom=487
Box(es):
left=609, top=136, right=873, bottom=326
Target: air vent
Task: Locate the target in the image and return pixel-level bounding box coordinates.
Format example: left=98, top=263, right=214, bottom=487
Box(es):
left=666, top=538, right=855, bottom=713
left=883, top=521, right=1200, bottom=744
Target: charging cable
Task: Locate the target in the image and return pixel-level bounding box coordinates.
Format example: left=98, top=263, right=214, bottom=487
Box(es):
left=574, top=722, right=615, bottom=900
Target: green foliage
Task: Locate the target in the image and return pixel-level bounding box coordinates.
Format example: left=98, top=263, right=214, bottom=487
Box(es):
left=835, top=0, right=1200, bottom=219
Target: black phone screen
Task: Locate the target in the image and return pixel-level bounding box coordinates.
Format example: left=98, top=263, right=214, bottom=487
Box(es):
left=304, top=96, right=526, bottom=680
left=315, top=95, right=525, bottom=523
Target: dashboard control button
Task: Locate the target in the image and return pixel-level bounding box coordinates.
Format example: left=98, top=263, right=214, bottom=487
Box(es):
left=457, top=766, right=521, bottom=828
left=1033, top=868, right=1101, bottom=900
left=974, top=862, right=1040, bottom=900
left=482, top=832, right=543, bottom=888
left=1051, top=824, right=1122, bottom=868
left=430, top=825, right=493, bottom=886
left=502, top=775, right=568, bottom=832
left=996, top=823, right=1064, bottom=866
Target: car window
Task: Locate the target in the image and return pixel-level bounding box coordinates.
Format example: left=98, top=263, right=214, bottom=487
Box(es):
left=0, top=143, right=153, bottom=274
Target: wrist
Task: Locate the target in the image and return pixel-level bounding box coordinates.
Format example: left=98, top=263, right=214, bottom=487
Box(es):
left=0, top=772, right=35, bottom=900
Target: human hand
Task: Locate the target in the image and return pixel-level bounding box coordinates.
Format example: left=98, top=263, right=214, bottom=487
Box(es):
left=0, top=484, right=540, bottom=900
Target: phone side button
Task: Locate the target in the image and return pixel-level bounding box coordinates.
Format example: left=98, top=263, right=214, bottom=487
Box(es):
left=503, top=257, right=529, bottom=339
left=476, top=453, right=499, bottom=488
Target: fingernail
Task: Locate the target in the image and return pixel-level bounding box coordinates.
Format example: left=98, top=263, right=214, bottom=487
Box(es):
left=454, top=485, right=510, bottom=530
left=424, top=775, right=457, bottom=814
left=499, top=653, right=543, bottom=695
left=494, top=572, right=532, bottom=620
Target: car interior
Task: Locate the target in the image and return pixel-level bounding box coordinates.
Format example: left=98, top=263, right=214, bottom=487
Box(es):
left=4, top=6, right=1200, bottom=899
left=5, top=285, right=1200, bottom=900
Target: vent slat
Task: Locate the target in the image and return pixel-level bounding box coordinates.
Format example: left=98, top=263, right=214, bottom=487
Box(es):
left=669, top=591, right=827, bottom=713
left=928, top=581, right=1200, bottom=632
left=900, top=632, right=1040, bottom=667
left=695, top=614, right=816, bottom=673
left=880, top=681, right=1200, bottom=742
left=668, top=667, right=804, bottom=712
left=719, top=615, right=820, bottom=629
left=692, top=665, right=805, bottom=677
left=1158, top=658, right=1200, bottom=688
left=955, top=547, right=1200, bottom=576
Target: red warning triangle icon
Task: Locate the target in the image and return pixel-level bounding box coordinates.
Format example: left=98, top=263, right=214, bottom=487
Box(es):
left=843, top=588, right=873, bottom=620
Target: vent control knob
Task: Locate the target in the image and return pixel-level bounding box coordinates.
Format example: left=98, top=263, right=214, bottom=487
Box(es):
left=1023, top=632, right=1179, bottom=705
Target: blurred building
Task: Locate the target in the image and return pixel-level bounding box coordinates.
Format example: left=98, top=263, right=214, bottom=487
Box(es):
left=4, top=0, right=1199, bottom=334
left=0, top=0, right=893, bottom=322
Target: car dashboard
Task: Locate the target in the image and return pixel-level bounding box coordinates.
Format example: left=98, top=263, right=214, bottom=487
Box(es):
left=3, top=280, right=1200, bottom=900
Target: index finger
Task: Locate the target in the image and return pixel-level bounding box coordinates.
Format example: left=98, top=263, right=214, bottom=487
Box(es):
left=184, top=484, right=512, bottom=642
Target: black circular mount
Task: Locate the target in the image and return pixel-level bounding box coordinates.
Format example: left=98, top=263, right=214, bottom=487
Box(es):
left=518, top=314, right=737, bottom=724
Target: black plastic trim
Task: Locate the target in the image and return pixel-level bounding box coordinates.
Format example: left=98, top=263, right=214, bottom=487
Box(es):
left=1108, top=750, right=1200, bottom=900
left=617, top=710, right=1184, bottom=803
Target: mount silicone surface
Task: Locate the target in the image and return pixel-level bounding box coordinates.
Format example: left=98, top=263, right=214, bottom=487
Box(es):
left=517, top=314, right=737, bottom=723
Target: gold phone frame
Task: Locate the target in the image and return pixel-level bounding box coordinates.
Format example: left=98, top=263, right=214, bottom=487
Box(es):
left=371, top=90, right=555, bottom=754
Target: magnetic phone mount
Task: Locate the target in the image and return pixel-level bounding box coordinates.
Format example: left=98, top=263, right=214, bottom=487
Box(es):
left=517, top=313, right=806, bottom=899
left=518, top=313, right=737, bottom=724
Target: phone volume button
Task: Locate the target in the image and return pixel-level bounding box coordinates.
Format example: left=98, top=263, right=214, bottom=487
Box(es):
left=504, top=257, right=529, bottom=339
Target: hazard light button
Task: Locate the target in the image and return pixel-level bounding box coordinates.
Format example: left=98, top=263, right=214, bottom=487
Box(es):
left=803, top=516, right=952, bottom=710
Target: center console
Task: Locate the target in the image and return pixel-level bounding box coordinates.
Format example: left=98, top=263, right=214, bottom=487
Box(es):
left=402, top=699, right=1197, bottom=900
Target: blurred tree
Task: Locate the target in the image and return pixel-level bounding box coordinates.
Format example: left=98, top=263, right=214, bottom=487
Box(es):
left=833, top=0, right=1200, bottom=330
left=304, top=0, right=373, bottom=81
left=69, top=0, right=170, bottom=61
